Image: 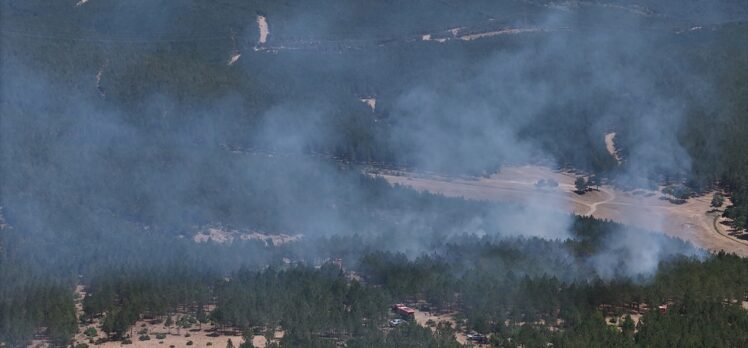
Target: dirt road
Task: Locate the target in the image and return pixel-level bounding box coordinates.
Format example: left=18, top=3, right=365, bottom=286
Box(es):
left=373, top=165, right=748, bottom=256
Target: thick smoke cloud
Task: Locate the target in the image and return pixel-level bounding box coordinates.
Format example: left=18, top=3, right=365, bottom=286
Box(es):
left=1, top=0, right=729, bottom=281
left=379, top=7, right=714, bottom=278
left=589, top=227, right=703, bottom=280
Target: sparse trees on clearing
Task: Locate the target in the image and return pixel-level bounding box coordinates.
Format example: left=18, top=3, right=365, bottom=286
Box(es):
left=575, top=177, right=588, bottom=193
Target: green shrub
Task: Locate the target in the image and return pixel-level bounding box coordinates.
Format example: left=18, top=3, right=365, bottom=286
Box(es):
left=155, top=333, right=167, bottom=339
left=712, top=193, right=725, bottom=207
left=186, top=341, right=194, bottom=346
left=84, top=327, right=97, bottom=337
left=662, top=185, right=693, bottom=200
left=139, top=334, right=151, bottom=341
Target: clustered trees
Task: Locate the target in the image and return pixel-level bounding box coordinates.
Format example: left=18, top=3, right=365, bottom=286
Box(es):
left=2, top=208, right=748, bottom=346
left=355, top=247, right=748, bottom=347
left=712, top=193, right=725, bottom=208
left=2, top=1, right=748, bottom=347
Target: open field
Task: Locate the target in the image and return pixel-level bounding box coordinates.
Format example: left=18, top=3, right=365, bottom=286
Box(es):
left=412, top=308, right=490, bottom=347
left=66, top=318, right=282, bottom=348
left=373, top=165, right=748, bottom=257
left=78, top=328, right=246, bottom=348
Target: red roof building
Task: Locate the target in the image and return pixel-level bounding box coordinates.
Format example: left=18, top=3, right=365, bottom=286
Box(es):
left=392, top=304, right=416, bottom=319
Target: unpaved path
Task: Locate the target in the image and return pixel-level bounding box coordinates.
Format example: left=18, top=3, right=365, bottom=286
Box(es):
left=374, top=166, right=748, bottom=256
left=605, top=132, right=622, bottom=164
left=96, top=60, right=107, bottom=96
left=586, top=187, right=615, bottom=216
left=255, top=19, right=555, bottom=52
left=459, top=28, right=542, bottom=41
left=712, top=212, right=748, bottom=248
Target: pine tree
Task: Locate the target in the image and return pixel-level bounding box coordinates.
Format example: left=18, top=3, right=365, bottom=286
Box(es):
left=575, top=177, right=588, bottom=193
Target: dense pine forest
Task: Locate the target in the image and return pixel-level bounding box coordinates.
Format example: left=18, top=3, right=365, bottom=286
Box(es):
left=2, top=0, right=748, bottom=347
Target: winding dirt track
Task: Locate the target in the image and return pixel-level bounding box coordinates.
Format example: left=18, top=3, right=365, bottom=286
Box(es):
left=586, top=187, right=615, bottom=216
left=712, top=212, right=748, bottom=248
left=373, top=165, right=748, bottom=256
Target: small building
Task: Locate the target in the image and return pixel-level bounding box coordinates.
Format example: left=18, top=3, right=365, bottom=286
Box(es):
left=391, top=304, right=416, bottom=320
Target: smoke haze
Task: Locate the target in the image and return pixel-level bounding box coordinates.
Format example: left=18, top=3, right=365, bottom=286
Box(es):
left=2, top=0, right=741, bottom=284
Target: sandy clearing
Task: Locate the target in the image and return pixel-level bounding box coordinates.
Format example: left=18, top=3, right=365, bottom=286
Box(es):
left=605, top=132, right=622, bottom=164
left=359, top=97, right=376, bottom=111
left=228, top=52, right=241, bottom=66
left=82, top=321, right=246, bottom=348
left=413, top=309, right=481, bottom=346
left=27, top=340, right=49, bottom=347
left=75, top=0, right=89, bottom=7
left=250, top=331, right=284, bottom=348
left=71, top=313, right=282, bottom=348
left=421, top=34, right=432, bottom=41
left=193, top=227, right=301, bottom=246
left=34, top=284, right=279, bottom=348
left=257, top=15, right=269, bottom=45
left=75, top=284, right=86, bottom=317
left=373, top=166, right=748, bottom=256
left=252, top=335, right=266, bottom=347
left=70, top=296, right=264, bottom=348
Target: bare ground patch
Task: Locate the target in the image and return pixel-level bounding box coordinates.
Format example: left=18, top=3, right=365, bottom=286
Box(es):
left=193, top=227, right=301, bottom=246
left=373, top=166, right=748, bottom=256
